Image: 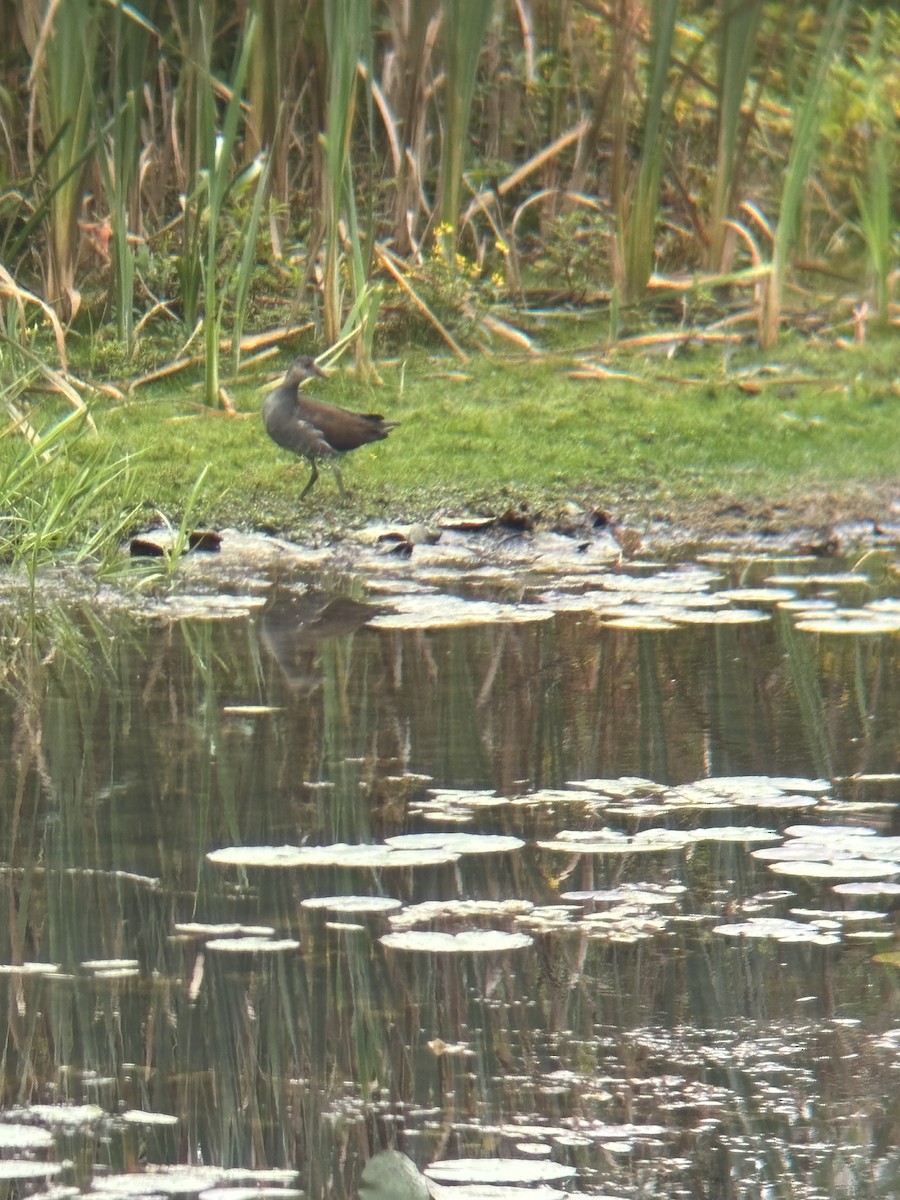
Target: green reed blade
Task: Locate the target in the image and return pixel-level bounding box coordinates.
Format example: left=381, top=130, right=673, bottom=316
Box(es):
left=321, top=0, right=372, bottom=347
left=22, top=0, right=101, bottom=317
left=615, top=0, right=680, bottom=303
left=438, top=0, right=494, bottom=236
left=851, top=12, right=895, bottom=331
left=708, top=0, right=765, bottom=270
left=762, top=0, right=850, bottom=346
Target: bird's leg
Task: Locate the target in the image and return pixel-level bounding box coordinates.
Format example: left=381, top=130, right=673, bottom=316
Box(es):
left=299, top=457, right=319, bottom=500
left=333, top=463, right=347, bottom=499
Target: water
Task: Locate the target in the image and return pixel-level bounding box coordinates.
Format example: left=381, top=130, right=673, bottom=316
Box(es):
left=0, top=539, right=898, bottom=1200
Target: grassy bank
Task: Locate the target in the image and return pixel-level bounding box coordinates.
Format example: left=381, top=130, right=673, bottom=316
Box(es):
left=16, top=326, right=891, bottom=551
left=2, top=4, right=894, bottom=572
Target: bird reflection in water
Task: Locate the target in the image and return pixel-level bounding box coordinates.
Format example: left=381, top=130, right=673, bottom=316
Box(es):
left=259, top=586, right=384, bottom=696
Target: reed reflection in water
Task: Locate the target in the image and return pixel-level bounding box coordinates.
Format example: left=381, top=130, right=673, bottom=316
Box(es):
left=0, top=558, right=898, bottom=1199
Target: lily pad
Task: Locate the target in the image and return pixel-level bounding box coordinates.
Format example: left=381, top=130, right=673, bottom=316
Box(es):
left=119, top=1111, right=180, bottom=1127
left=799, top=573, right=871, bottom=586
left=796, top=611, right=900, bottom=634
left=0, top=1123, right=55, bottom=1149
left=718, top=587, right=797, bottom=603
left=427, top=1186, right=568, bottom=1200
left=538, top=829, right=691, bottom=854
left=0, top=962, right=60, bottom=975
left=768, top=860, right=900, bottom=880
left=714, top=917, right=840, bottom=943
left=424, top=1160, right=575, bottom=1185
left=19, top=1104, right=106, bottom=1129
left=81, top=958, right=140, bottom=972
left=301, top=896, right=402, bottom=914
left=200, top=1191, right=302, bottom=1200
left=561, top=884, right=684, bottom=906
left=389, top=899, right=534, bottom=930
left=777, top=597, right=838, bottom=613
left=93, top=1168, right=297, bottom=1197
left=221, top=705, right=283, bottom=716
left=602, top=615, right=678, bottom=630
left=564, top=778, right=665, bottom=797
left=173, top=923, right=275, bottom=938
left=671, top=608, right=770, bottom=624
left=596, top=572, right=713, bottom=594
left=385, top=833, right=524, bottom=856
left=380, top=930, right=533, bottom=953
left=92, top=1168, right=226, bottom=1195
left=208, top=843, right=460, bottom=869
left=833, top=881, right=900, bottom=896
left=367, top=594, right=553, bottom=629
left=698, top=775, right=829, bottom=795
left=205, top=937, right=300, bottom=953
left=0, top=1163, right=63, bottom=1180
left=522, top=788, right=607, bottom=806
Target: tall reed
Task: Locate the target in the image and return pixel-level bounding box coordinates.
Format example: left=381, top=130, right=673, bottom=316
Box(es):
left=173, top=1, right=215, bottom=337
left=2, top=2, right=891, bottom=369
left=177, top=9, right=260, bottom=404
left=322, top=0, right=379, bottom=365
left=851, top=12, right=895, bottom=332
left=21, top=0, right=100, bottom=319
left=612, top=0, right=679, bottom=304
left=438, top=0, right=494, bottom=237
left=93, top=3, right=159, bottom=351
left=707, top=0, right=765, bottom=272
left=760, top=0, right=850, bottom=348
left=381, top=1, right=439, bottom=255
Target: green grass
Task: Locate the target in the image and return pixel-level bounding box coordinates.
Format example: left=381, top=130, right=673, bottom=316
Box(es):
left=4, top=327, right=897, bottom=548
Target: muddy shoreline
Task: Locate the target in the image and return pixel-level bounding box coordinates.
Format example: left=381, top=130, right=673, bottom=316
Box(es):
left=116, top=482, right=898, bottom=610
left=251, top=481, right=900, bottom=561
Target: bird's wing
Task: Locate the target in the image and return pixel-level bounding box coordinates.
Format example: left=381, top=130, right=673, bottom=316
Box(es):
left=295, top=420, right=336, bottom=458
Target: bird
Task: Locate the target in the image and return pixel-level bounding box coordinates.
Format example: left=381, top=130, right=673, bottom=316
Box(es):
left=260, top=589, right=387, bottom=693
left=262, top=356, right=397, bottom=500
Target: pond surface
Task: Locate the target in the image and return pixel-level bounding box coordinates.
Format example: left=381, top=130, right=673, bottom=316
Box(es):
left=1, top=531, right=899, bottom=1200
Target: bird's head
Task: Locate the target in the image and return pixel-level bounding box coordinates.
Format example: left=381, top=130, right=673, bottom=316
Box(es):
left=285, top=355, right=327, bottom=386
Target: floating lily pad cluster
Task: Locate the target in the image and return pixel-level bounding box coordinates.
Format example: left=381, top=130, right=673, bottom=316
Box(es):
left=206, top=835, right=534, bottom=954
left=413, top=773, right=834, bottom=822
left=753, top=824, right=900, bottom=882
left=360, top=550, right=900, bottom=635
left=202, top=771, right=900, bottom=954
left=0, top=1110, right=282, bottom=1190
left=367, top=592, right=555, bottom=629
left=530, top=564, right=899, bottom=633
left=152, top=547, right=900, bottom=1184
left=0, top=957, right=143, bottom=979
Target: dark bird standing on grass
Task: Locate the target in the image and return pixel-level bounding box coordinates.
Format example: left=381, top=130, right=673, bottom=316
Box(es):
left=262, top=356, right=397, bottom=500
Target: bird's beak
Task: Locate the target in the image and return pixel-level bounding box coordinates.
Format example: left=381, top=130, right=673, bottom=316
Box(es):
left=311, top=361, right=327, bottom=377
